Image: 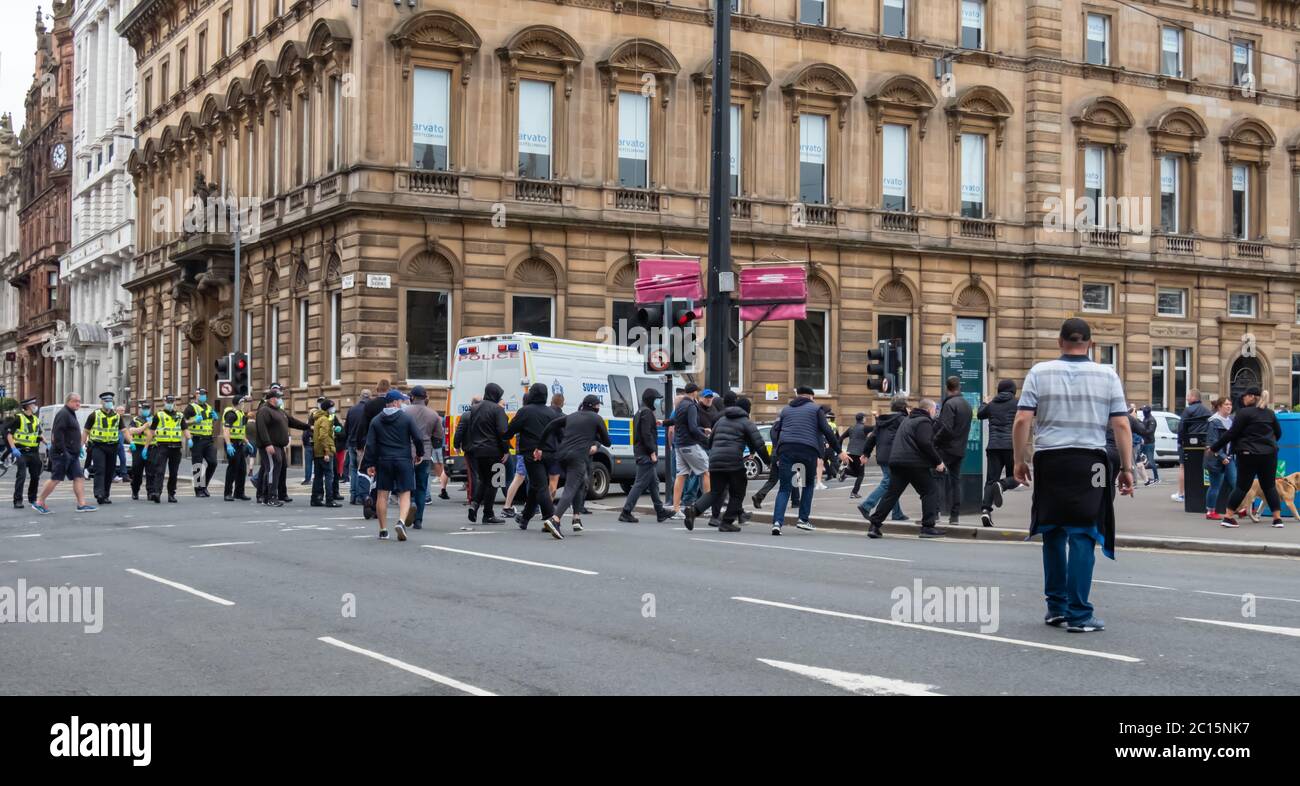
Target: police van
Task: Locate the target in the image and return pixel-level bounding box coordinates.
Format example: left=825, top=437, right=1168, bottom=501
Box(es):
left=444, top=333, right=675, bottom=498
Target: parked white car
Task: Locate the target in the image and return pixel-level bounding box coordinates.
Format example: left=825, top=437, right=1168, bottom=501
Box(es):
left=1148, top=410, right=1181, bottom=466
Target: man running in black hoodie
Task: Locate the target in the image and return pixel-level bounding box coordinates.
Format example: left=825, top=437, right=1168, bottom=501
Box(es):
left=464, top=383, right=510, bottom=524
left=619, top=387, right=672, bottom=523
left=978, top=379, right=1021, bottom=527
left=505, top=383, right=561, bottom=530
left=538, top=394, right=611, bottom=539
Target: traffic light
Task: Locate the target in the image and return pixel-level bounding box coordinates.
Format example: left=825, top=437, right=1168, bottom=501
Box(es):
left=636, top=298, right=698, bottom=373
left=867, top=341, right=890, bottom=393
left=232, top=352, right=250, bottom=398
left=214, top=353, right=233, bottom=397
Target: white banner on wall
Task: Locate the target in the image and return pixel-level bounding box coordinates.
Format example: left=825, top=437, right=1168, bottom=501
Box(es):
left=518, top=80, right=553, bottom=157
left=412, top=68, right=450, bottom=149
left=882, top=124, right=908, bottom=198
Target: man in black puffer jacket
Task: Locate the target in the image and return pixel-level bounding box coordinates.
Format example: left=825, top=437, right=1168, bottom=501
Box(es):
left=464, top=383, right=510, bottom=524
left=858, top=397, right=910, bottom=522
left=977, top=379, right=1021, bottom=527
left=505, top=383, right=561, bottom=530
left=684, top=397, right=769, bottom=532
left=866, top=399, right=947, bottom=538
left=620, top=387, right=671, bottom=523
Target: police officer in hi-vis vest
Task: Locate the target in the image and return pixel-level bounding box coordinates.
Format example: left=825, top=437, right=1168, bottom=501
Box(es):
left=5, top=398, right=45, bottom=509
left=126, top=400, right=153, bottom=500
left=143, top=394, right=190, bottom=503
left=184, top=388, right=220, bottom=498
left=223, top=395, right=255, bottom=501
left=83, top=392, right=127, bottom=505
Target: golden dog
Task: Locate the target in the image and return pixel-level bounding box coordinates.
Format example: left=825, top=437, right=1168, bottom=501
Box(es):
left=1241, top=471, right=1300, bottom=522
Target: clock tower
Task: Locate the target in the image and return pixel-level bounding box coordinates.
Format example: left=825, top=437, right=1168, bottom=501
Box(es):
left=14, top=2, right=74, bottom=403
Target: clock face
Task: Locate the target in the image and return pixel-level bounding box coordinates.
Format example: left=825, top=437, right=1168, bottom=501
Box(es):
left=51, top=143, right=67, bottom=170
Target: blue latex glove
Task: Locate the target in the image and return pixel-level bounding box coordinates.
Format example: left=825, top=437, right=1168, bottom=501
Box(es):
left=226, top=443, right=236, bottom=458
left=9, top=447, right=19, bottom=459
left=142, top=447, right=149, bottom=460
left=79, top=447, right=87, bottom=461
left=187, top=438, right=193, bottom=449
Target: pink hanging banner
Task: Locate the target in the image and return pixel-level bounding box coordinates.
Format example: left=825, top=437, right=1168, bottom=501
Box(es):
left=738, top=266, right=808, bottom=321
left=634, top=257, right=704, bottom=304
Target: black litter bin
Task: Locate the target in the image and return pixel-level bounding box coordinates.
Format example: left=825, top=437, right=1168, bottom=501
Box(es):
left=1183, top=436, right=1206, bottom=513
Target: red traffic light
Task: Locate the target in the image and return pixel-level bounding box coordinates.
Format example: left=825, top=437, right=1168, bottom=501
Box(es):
left=236, top=357, right=247, bottom=370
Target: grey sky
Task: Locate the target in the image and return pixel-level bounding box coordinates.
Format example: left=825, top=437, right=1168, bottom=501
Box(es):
left=0, top=1, right=52, bottom=135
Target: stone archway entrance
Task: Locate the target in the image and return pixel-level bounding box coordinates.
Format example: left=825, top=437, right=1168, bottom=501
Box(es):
left=1229, top=355, right=1263, bottom=406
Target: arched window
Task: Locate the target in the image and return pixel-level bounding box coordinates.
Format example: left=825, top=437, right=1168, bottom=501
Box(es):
left=390, top=11, right=480, bottom=173
left=1147, top=107, right=1207, bottom=237
left=1070, top=96, right=1135, bottom=229
left=945, top=86, right=1012, bottom=221
left=692, top=51, right=771, bottom=200
left=508, top=256, right=560, bottom=337
left=865, top=74, right=937, bottom=216
left=783, top=63, right=855, bottom=215
left=1220, top=117, right=1275, bottom=243
left=875, top=276, right=916, bottom=395
left=402, top=249, right=457, bottom=385
left=597, top=39, right=680, bottom=191
left=497, top=26, right=584, bottom=184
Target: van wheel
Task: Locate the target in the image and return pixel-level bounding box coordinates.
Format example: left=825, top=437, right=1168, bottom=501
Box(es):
left=589, top=462, right=611, bottom=500
left=743, top=456, right=761, bottom=480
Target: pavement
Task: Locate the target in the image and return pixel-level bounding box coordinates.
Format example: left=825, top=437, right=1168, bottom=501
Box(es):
left=2, top=471, right=1299, bottom=696
left=687, top=465, right=1300, bottom=557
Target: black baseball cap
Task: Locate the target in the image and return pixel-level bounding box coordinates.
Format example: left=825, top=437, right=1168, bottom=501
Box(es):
left=796, top=386, right=815, bottom=396
left=1060, top=317, right=1092, bottom=343
left=682, top=383, right=700, bottom=394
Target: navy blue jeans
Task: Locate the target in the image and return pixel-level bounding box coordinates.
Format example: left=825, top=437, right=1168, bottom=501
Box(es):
left=859, top=465, right=906, bottom=520
left=773, top=447, right=818, bottom=526
left=1041, top=525, right=1098, bottom=624
left=412, top=459, right=431, bottom=524
left=1206, top=457, right=1236, bottom=514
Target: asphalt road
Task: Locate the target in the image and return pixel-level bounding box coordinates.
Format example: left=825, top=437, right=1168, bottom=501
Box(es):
left=2, top=478, right=1298, bottom=696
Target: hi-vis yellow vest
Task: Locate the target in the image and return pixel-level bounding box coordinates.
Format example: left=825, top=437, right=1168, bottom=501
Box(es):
left=154, top=411, right=182, bottom=443
left=131, top=415, right=149, bottom=446
left=189, top=403, right=215, bottom=436
left=89, top=410, right=121, bottom=443
left=224, top=407, right=246, bottom=441
left=13, top=413, right=40, bottom=449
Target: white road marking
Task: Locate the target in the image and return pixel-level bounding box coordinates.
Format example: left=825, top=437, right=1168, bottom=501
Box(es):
left=126, top=524, right=176, bottom=530
left=6, top=533, right=41, bottom=538
left=446, top=531, right=501, bottom=536
left=125, top=568, right=236, bottom=606
left=1095, top=580, right=1177, bottom=591
left=1194, top=590, right=1300, bottom=604
left=1178, top=617, right=1300, bottom=638
left=242, top=519, right=280, bottom=524
left=691, top=537, right=912, bottom=563
left=732, top=597, right=1142, bottom=663
left=420, top=545, right=598, bottom=575
left=758, top=658, right=943, bottom=696
left=4, top=552, right=104, bottom=564
left=189, top=541, right=258, bottom=549
left=350, top=535, right=373, bottom=539
left=317, top=636, right=496, bottom=696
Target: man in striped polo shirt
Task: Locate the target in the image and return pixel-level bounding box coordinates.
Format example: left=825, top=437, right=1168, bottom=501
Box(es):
left=1013, top=318, right=1134, bottom=633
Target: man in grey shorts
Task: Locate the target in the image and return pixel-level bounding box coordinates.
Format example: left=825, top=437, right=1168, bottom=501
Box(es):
left=670, top=384, right=711, bottom=518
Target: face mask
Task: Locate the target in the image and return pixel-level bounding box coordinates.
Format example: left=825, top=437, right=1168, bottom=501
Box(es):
left=103, top=401, right=113, bottom=410
left=165, top=403, right=175, bottom=411
left=198, top=394, right=208, bottom=404
left=141, top=409, right=152, bottom=418
left=278, top=400, right=285, bottom=409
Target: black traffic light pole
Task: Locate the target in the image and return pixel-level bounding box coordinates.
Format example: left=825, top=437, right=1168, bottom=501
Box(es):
left=704, top=0, right=731, bottom=395
left=662, top=294, right=673, bottom=503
